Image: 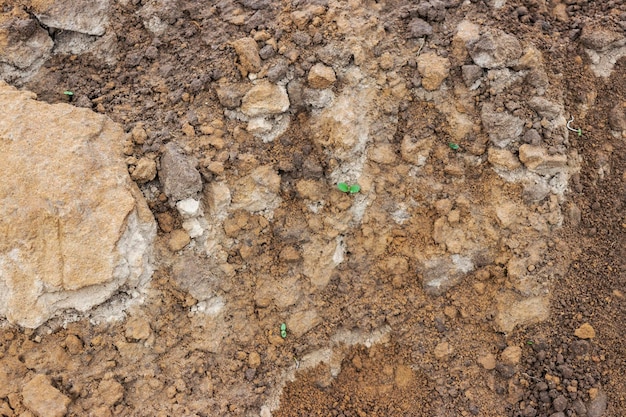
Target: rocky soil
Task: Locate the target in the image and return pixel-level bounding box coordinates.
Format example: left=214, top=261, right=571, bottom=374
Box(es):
left=0, top=0, right=624, bottom=416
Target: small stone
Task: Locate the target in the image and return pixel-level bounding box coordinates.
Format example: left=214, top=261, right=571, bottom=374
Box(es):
left=240, top=82, right=290, bottom=117
left=248, top=352, right=261, bottom=368
left=131, top=157, right=157, bottom=183
left=434, top=341, right=453, bottom=360
left=518, top=144, right=567, bottom=174
left=488, top=148, right=521, bottom=170
left=417, top=52, right=451, bottom=91
left=462, top=65, right=483, bottom=88
left=232, top=37, right=262, bottom=74
left=468, top=30, right=523, bottom=69
left=407, top=18, right=432, bottom=38
left=125, top=316, right=151, bottom=341
left=168, top=229, right=191, bottom=252
left=587, top=390, right=607, bottom=417
left=159, top=143, right=202, bottom=201
left=279, top=246, right=301, bottom=262
left=97, top=378, right=124, bottom=407
left=176, top=198, right=201, bottom=219
left=307, top=63, right=336, bottom=89
left=64, top=335, right=83, bottom=355
left=394, top=365, right=414, bottom=389
left=131, top=124, right=148, bottom=145
left=574, top=322, right=595, bottom=339
left=215, top=84, right=248, bottom=109
left=22, top=374, right=70, bottom=417
left=286, top=309, right=320, bottom=338
left=552, top=395, right=568, bottom=412
left=501, top=346, right=522, bottom=366
left=481, top=104, right=524, bottom=148
left=156, top=212, right=175, bottom=233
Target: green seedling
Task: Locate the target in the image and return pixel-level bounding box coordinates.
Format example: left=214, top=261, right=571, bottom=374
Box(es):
left=280, top=323, right=287, bottom=339
left=526, top=340, right=534, bottom=346
left=448, top=142, right=460, bottom=150
left=337, top=182, right=361, bottom=194
left=63, top=90, right=74, bottom=102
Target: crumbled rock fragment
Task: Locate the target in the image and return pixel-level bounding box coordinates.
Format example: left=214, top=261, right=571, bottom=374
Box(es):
left=307, top=63, right=336, bottom=89
left=580, top=27, right=624, bottom=51
left=495, top=296, right=549, bottom=333
left=32, top=0, right=110, bottom=36
left=434, top=341, right=453, bottom=360
left=481, top=104, right=524, bottom=147
left=232, top=37, right=262, bottom=74
left=518, top=145, right=568, bottom=174
left=488, top=148, right=521, bottom=170
left=574, top=322, right=595, bottom=339
left=417, top=52, right=450, bottom=91
left=159, top=143, right=202, bottom=201
left=131, top=157, right=157, bottom=183
left=478, top=353, right=497, bottom=370
left=97, top=378, right=125, bottom=407
left=168, top=229, right=191, bottom=252
left=468, top=30, right=522, bottom=69
left=22, top=374, right=71, bottom=417
left=125, top=316, right=152, bottom=341
left=407, top=18, right=432, bottom=38
left=286, top=310, right=320, bottom=338
left=240, top=82, right=290, bottom=117
left=500, top=346, right=522, bottom=365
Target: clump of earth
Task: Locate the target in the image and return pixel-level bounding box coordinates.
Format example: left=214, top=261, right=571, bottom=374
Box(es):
left=0, top=0, right=624, bottom=416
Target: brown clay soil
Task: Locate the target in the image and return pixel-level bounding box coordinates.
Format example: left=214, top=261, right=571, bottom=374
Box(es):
left=0, top=0, right=625, bottom=416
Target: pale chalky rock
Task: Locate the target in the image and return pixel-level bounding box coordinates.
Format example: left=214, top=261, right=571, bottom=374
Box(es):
left=22, top=374, right=71, bottom=417
left=495, top=295, right=549, bottom=333
left=240, top=82, right=290, bottom=117
left=307, top=63, right=336, bottom=89
left=468, top=30, right=522, bottom=69
left=159, top=143, right=202, bottom=201
left=232, top=37, right=262, bottom=74
left=32, top=0, right=110, bottom=36
left=417, top=52, right=451, bottom=91
left=230, top=165, right=282, bottom=213
left=0, top=82, right=156, bottom=328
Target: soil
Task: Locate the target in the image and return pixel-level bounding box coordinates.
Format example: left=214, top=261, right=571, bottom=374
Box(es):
left=1, top=0, right=625, bottom=416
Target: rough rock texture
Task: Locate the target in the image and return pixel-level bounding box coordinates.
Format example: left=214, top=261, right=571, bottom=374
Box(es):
left=22, top=374, right=71, bottom=417
left=307, top=63, right=336, bottom=89
left=0, top=10, right=54, bottom=81
left=240, top=81, right=290, bottom=117
left=468, top=30, right=523, bottom=69
left=159, top=143, right=203, bottom=201
left=32, top=0, right=110, bottom=36
left=417, top=52, right=451, bottom=91
left=232, top=37, right=262, bottom=75
left=481, top=103, right=524, bottom=147
left=0, top=81, right=155, bottom=328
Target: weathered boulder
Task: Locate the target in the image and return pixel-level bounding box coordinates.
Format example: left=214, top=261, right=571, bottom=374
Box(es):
left=468, top=30, right=522, bottom=69
left=0, top=82, right=156, bottom=328
left=32, top=0, right=110, bottom=36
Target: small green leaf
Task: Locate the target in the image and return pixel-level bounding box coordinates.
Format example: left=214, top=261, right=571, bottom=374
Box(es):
left=448, top=142, right=460, bottom=150
left=337, top=182, right=350, bottom=193
left=280, top=323, right=287, bottom=338
left=63, top=91, right=74, bottom=96
left=349, top=184, right=361, bottom=194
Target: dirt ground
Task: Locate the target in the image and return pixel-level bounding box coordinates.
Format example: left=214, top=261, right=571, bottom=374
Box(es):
left=1, top=0, right=625, bottom=416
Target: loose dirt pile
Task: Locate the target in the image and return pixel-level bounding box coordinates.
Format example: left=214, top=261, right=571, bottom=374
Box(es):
left=0, top=0, right=624, bottom=416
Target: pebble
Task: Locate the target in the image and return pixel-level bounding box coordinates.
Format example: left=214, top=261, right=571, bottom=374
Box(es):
left=574, top=322, right=595, bottom=339
left=307, top=63, right=336, bottom=89
left=232, top=37, right=262, bottom=74
left=478, top=353, right=496, bottom=370
left=168, top=229, right=191, bottom=252
left=501, top=346, right=522, bottom=365
left=434, top=341, right=453, bottom=360
left=22, top=374, right=70, bottom=417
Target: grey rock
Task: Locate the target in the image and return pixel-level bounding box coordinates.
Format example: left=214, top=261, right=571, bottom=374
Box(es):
left=481, top=104, right=524, bottom=147
left=267, top=59, right=289, bottom=83
left=0, top=15, right=53, bottom=82
left=580, top=28, right=624, bottom=51
left=549, top=413, right=565, bottom=417
left=572, top=399, right=587, bottom=416
left=528, top=97, right=561, bottom=120
left=587, top=390, right=607, bottom=417
left=462, top=65, right=483, bottom=88
left=259, top=44, right=275, bottom=60
left=287, top=80, right=305, bottom=109
left=553, top=395, right=568, bottom=412
left=316, top=43, right=352, bottom=67
left=159, top=143, right=202, bottom=201
left=523, top=129, right=542, bottom=145
left=407, top=18, right=433, bottom=38
left=468, top=30, right=523, bottom=69
left=239, top=0, right=271, bottom=9
left=33, top=0, right=110, bottom=36
left=420, top=255, right=475, bottom=295
left=216, top=84, right=248, bottom=109
left=171, top=254, right=219, bottom=301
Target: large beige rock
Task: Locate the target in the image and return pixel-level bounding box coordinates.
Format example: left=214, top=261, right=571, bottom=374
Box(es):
left=240, top=82, right=290, bottom=117
left=32, top=0, right=110, bottom=36
left=22, top=374, right=71, bottom=417
left=0, top=82, right=156, bottom=328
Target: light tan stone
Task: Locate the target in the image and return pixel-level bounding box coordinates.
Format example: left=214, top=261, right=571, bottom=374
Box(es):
left=0, top=81, right=155, bottom=328
left=308, top=63, right=336, bottom=89
left=240, top=82, right=290, bottom=117
left=574, top=322, right=595, bottom=339
left=417, top=52, right=451, bottom=91
left=22, top=374, right=70, bottom=417
left=232, top=37, right=262, bottom=74
left=478, top=353, right=496, bottom=370
left=434, top=341, right=453, bottom=360
left=518, top=145, right=568, bottom=174
left=488, top=147, right=521, bottom=170
left=501, top=346, right=522, bottom=365
left=168, top=229, right=191, bottom=252
left=131, top=157, right=157, bottom=183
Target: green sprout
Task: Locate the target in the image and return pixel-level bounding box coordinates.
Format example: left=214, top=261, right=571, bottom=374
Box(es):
left=448, top=142, right=460, bottom=151
left=63, top=91, right=74, bottom=102
left=280, top=323, right=287, bottom=339
left=337, top=182, right=361, bottom=194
